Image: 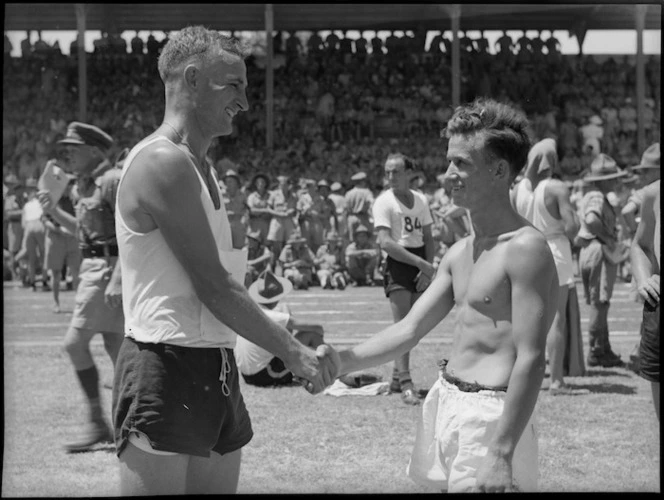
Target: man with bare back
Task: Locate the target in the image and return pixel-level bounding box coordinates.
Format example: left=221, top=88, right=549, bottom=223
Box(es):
left=323, top=98, right=559, bottom=492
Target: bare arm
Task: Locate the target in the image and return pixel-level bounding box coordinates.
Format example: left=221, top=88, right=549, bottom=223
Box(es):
left=376, top=227, right=436, bottom=278
left=476, top=233, right=558, bottom=492
left=630, top=186, right=660, bottom=307
left=337, top=246, right=457, bottom=374
left=125, top=145, right=331, bottom=391
left=553, top=182, right=580, bottom=242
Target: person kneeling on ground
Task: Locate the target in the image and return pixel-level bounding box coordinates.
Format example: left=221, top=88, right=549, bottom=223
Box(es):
left=235, top=270, right=325, bottom=387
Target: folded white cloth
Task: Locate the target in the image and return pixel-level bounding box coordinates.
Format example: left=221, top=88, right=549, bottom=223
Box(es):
left=323, top=379, right=390, bottom=397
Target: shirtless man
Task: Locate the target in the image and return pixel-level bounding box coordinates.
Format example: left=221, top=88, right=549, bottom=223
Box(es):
left=324, top=99, right=559, bottom=492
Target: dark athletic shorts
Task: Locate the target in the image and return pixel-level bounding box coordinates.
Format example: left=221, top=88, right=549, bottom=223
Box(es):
left=638, top=301, right=660, bottom=383
left=112, top=337, right=253, bottom=458
left=382, top=245, right=426, bottom=297
left=242, top=356, right=295, bottom=387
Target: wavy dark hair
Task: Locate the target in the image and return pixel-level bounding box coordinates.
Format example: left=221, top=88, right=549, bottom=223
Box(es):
left=443, top=98, right=531, bottom=183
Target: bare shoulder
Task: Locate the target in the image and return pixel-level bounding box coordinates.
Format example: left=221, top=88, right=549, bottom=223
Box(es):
left=124, top=138, right=198, bottom=197
left=505, top=226, right=556, bottom=279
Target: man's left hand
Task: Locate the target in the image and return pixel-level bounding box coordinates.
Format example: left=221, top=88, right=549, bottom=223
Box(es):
left=474, top=452, right=517, bottom=493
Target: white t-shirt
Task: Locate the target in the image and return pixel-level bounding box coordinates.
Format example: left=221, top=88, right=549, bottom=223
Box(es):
left=372, top=189, right=433, bottom=248
left=234, top=305, right=291, bottom=376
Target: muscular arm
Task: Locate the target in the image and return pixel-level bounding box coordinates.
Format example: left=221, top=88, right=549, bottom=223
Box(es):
left=552, top=182, right=580, bottom=242
left=630, top=186, right=660, bottom=306
left=337, top=246, right=457, bottom=374
left=477, top=233, right=558, bottom=490
left=124, top=145, right=328, bottom=388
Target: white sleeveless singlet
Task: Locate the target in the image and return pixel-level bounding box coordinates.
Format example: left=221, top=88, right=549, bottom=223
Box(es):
left=115, top=135, right=247, bottom=349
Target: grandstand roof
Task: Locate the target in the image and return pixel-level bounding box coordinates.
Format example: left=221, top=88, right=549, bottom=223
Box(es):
left=4, top=3, right=662, bottom=33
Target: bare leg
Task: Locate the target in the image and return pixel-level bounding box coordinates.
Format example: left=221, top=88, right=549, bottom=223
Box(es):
left=49, top=267, right=61, bottom=312
left=187, top=448, right=242, bottom=494
left=119, top=441, right=189, bottom=495
left=547, top=285, right=569, bottom=390
left=389, top=289, right=421, bottom=403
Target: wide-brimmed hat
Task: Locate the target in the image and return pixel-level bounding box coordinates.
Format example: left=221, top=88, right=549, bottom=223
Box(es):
left=58, top=122, right=114, bottom=151
left=630, top=143, right=660, bottom=171
left=317, top=179, right=330, bottom=189
left=223, top=169, right=241, bottom=181
left=589, top=115, right=603, bottom=126
left=584, top=154, right=628, bottom=182
left=350, top=171, right=367, bottom=182
left=355, top=224, right=371, bottom=235
left=325, top=230, right=341, bottom=241
left=330, top=181, right=343, bottom=192
left=4, top=173, right=19, bottom=186
left=248, top=270, right=293, bottom=305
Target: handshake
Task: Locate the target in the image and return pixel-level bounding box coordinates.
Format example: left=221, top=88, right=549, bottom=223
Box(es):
left=290, top=343, right=343, bottom=394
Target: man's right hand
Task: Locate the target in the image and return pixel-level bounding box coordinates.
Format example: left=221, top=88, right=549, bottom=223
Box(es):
left=287, top=343, right=339, bottom=394
left=637, top=274, right=660, bottom=307
left=37, top=190, right=55, bottom=213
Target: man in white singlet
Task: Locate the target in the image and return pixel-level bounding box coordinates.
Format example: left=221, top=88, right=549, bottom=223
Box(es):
left=371, top=153, right=435, bottom=405
left=514, top=138, right=586, bottom=395
left=112, top=26, right=337, bottom=495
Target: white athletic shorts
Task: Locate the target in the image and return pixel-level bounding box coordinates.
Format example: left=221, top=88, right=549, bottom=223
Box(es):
left=406, top=376, right=539, bottom=492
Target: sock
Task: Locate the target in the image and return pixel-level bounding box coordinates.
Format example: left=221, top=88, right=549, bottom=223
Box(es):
left=75, top=365, right=102, bottom=421
left=398, top=371, right=414, bottom=391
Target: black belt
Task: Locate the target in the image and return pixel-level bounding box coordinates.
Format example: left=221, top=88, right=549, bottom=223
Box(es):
left=438, top=359, right=508, bottom=393
left=82, top=244, right=119, bottom=258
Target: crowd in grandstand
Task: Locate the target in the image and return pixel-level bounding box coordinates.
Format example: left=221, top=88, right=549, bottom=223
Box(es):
left=3, top=28, right=661, bottom=294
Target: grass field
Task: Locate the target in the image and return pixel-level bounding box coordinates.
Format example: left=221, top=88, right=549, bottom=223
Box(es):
left=2, top=278, right=660, bottom=495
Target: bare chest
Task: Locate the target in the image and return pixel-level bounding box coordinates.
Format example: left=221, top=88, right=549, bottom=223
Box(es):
left=451, top=241, right=512, bottom=321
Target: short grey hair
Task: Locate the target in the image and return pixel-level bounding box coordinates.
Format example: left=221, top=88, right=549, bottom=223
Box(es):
left=158, top=26, right=250, bottom=83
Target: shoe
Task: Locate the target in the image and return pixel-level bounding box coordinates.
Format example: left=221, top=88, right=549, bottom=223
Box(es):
left=549, top=384, right=590, bottom=396
left=52, top=304, right=61, bottom=314
left=389, top=380, right=401, bottom=393
left=587, top=352, right=624, bottom=368
left=64, top=420, right=113, bottom=453
left=401, top=388, right=422, bottom=406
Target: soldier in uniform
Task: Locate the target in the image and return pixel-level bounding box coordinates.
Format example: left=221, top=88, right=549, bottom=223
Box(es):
left=37, top=122, right=123, bottom=453
left=344, top=171, right=374, bottom=242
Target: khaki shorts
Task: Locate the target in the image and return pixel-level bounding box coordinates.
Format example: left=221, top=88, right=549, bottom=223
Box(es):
left=407, top=375, right=538, bottom=492
left=44, top=232, right=81, bottom=271
left=267, top=217, right=297, bottom=244
left=580, top=240, right=617, bottom=304
left=70, top=256, right=124, bottom=333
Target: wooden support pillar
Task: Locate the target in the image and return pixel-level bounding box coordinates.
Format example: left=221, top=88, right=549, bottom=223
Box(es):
left=635, top=4, right=647, bottom=154
left=75, top=4, right=87, bottom=122
left=450, top=4, right=461, bottom=108
left=265, top=4, right=274, bottom=151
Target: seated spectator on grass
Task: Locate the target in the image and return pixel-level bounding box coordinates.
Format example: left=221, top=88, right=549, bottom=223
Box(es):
left=279, top=232, right=316, bottom=290
left=234, top=270, right=324, bottom=387
left=344, top=224, right=378, bottom=286
left=314, top=230, right=347, bottom=290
